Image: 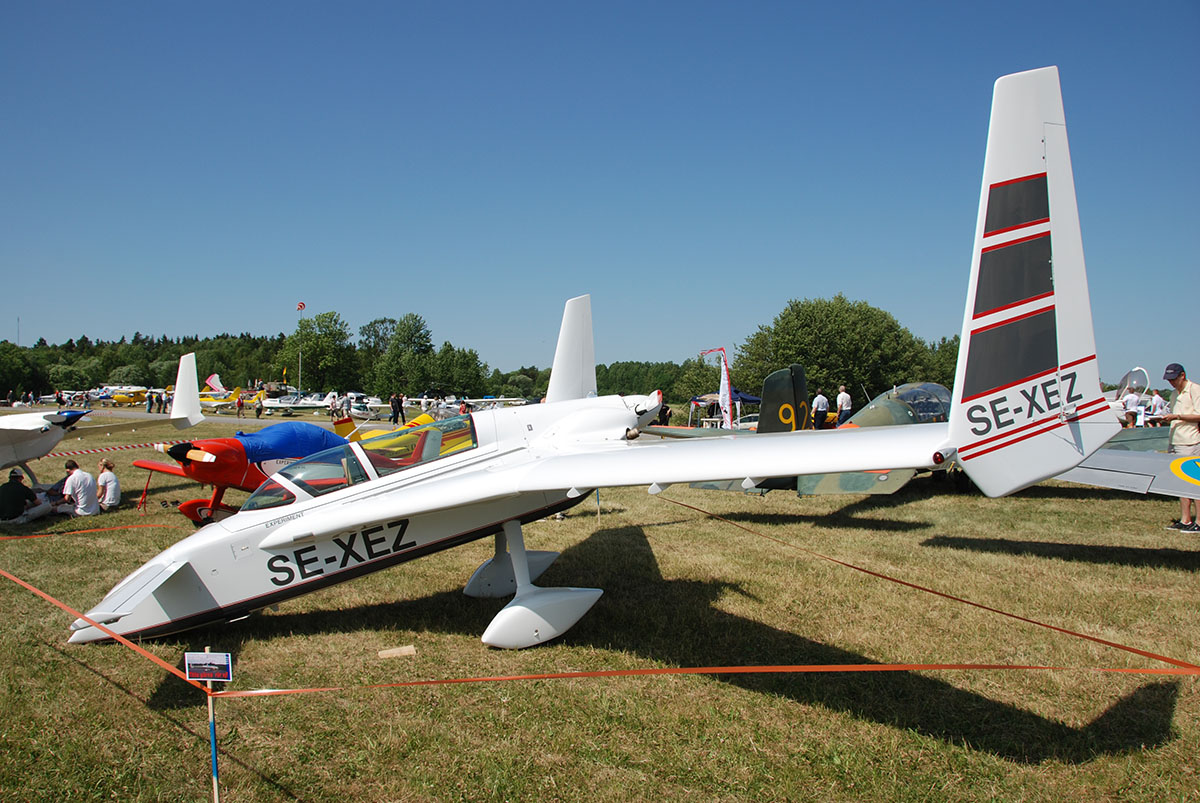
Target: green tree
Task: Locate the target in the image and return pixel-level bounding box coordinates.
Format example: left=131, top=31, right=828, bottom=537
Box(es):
left=48, top=362, right=91, bottom=391
left=107, top=364, right=147, bottom=386
left=733, top=294, right=928, bottom=402
left=275, top=312, right=358, bottom=391
left=149, top=357, right=182, bottom=388
left=501, top=372, right=534, bottom=399
left=358, top=317, right=398, bottom=380
left=672, top=355, right=719, bottom=405
left=358, top=318, right=398, bottom=357
left=430, top=342, right=488, bottom=397
left=371, top=314, right=435, bottom=396
left=597, top=361, right=684, bottom=396
left=0, top=341, right=35, bottom=394
left=922, top=335, right=960, bottom=391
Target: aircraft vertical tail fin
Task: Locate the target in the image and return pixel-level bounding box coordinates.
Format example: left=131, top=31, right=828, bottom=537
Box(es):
left=758, top=364, right=812, bottom=433
left=948, top=67, right=1118, bottom=497
left=170, top=353, right=206, bottom=430
left=332, top=415, right=360, bottom=440
left=545, top=295, right=598, bottom=403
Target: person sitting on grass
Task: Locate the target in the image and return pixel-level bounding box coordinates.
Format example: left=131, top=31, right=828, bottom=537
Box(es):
left=55, top=460, right=100, bottom=517
left=0, top=468, right=53, bottom=525
left=97, top=458, right=121, bottom=512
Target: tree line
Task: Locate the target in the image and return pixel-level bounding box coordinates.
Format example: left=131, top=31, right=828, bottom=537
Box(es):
left=0, top=296, right=959, bottom=408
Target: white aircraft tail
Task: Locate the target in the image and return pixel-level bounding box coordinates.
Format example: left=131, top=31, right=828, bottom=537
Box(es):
left=170, top=353, right=206, bottom=430
left=948, top=67, right=1118, bottom=497
left=545, top=294, right=598, bottom=403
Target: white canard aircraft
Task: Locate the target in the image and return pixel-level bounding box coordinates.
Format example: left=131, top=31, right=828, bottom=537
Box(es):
left=69, top=67, right=1118, bottom=648
left=261, top=391, right=338, bottom=416
left=0, top=409, right=92, bottom=483
left=1, top=354, right=205, bottom=484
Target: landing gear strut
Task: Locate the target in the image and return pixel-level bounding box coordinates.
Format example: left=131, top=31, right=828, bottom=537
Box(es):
left=471, top=520, right=603, bottom=649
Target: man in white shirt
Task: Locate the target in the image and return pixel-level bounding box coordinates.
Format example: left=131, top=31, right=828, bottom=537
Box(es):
left=1149, top=390, right=1168, bottom=426
left=96, top=458, right=121, bottom=511
left=56, top=460, right=100, bottom=517
left=812, top=389, right=829, bottom=430
left=836, top=385, right=853, bottom=425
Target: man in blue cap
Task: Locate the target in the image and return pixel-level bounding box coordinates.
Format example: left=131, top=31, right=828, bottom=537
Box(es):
left=1161, top=363, right=1200, bottom=532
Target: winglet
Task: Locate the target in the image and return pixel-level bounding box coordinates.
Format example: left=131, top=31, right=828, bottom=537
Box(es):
left=170, top=353, right=206, bottom=430
left=948, top=67, right=1118, bottom=497
left=545, top=295, right=597, bottom=403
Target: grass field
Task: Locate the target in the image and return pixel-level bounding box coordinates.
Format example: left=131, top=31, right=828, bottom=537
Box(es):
left=1, top=410, right=1197, bottom=801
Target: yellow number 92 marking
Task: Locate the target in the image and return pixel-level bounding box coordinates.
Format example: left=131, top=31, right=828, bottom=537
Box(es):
left=778, top=403, right=796, bottom=432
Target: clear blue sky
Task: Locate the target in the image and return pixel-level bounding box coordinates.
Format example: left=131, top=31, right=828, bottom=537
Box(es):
left=2, top=2, right=1196, bottom=385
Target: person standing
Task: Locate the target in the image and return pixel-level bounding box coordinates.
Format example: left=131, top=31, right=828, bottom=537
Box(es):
left=389, top=393, right=401, bottom=426
left=836, top=385, right=853, bottom=426
left=1149, top=390, right=1168, bottom=426
left=812, top=389, right=829, bottom=430
left=96, top=459, right=121, bottom=511
left=1121, top=386, right=1141, bottom=428
left=236, top=394, right=245, bottom=418
left=1161, top=363, right=1200, bottom=532
left=399, top=393, right=406, bottom=424
left=254, top=395, right=264, bottom=418
left=57, top=460, right=100, bottom=517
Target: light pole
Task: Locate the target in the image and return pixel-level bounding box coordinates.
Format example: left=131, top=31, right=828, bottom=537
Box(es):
left=296, top=302, right=306, bottom=393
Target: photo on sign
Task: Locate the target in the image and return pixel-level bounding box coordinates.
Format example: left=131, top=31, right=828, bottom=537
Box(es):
left=184, top=652, right=233, bottom=682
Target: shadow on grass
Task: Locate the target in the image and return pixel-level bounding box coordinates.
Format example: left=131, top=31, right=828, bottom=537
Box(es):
left=145, top=526, right=1179, bottom=765
left=1012, top=484, right=1154, bottom=503
left=716, top=488, right=936, bottom=533
left=46, top=642, right=305, bottom=801
left=922, top=535, right=1200, bottom=571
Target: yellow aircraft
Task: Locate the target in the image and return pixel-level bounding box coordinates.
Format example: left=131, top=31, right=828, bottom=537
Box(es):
left=333, top=412, right=435, bottom=442
left=110, top=388, right=148, bottom=406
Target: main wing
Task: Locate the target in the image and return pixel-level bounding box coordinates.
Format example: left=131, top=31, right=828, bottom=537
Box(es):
left=255, top=423, right=947, bottom=549
left=515, top=424, right=946, bottom=494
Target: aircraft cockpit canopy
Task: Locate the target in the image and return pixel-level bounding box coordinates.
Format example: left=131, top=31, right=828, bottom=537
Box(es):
left=849, top=382, right=952, bottom=428
left=241, top=416, right=478, bottom=512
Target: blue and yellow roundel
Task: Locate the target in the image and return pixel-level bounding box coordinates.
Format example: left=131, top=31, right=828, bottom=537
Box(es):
left=1169, top=457, right=1200, bottom=488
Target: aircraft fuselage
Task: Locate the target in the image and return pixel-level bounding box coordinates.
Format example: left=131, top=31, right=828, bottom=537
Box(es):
left=69, top=395, right=651, bottom=643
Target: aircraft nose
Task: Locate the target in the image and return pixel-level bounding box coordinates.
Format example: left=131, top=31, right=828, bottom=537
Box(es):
left=166, top=442, right=194, bottom=462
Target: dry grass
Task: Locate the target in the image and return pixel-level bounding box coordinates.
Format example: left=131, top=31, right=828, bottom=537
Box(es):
left=1, top=411, right=1197, bottom=801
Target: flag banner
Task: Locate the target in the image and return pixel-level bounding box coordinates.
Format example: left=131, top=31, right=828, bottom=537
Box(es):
left=700, top=348, right=733, bottom=429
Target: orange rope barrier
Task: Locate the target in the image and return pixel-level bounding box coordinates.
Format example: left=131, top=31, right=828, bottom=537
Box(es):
left=0, top=523, right=184, bottom=541
left=3, top=495, right=1196, bottom=702
left=0, top=569, right=208, bottom=694
left=212, top=661, right=1196, bottom=700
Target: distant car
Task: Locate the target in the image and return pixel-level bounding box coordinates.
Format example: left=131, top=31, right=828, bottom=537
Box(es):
left=733, top=414, right=759, bottom=431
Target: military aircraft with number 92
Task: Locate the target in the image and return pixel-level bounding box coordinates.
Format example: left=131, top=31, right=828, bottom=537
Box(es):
left=70, top=67, right=1119, bottom=649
